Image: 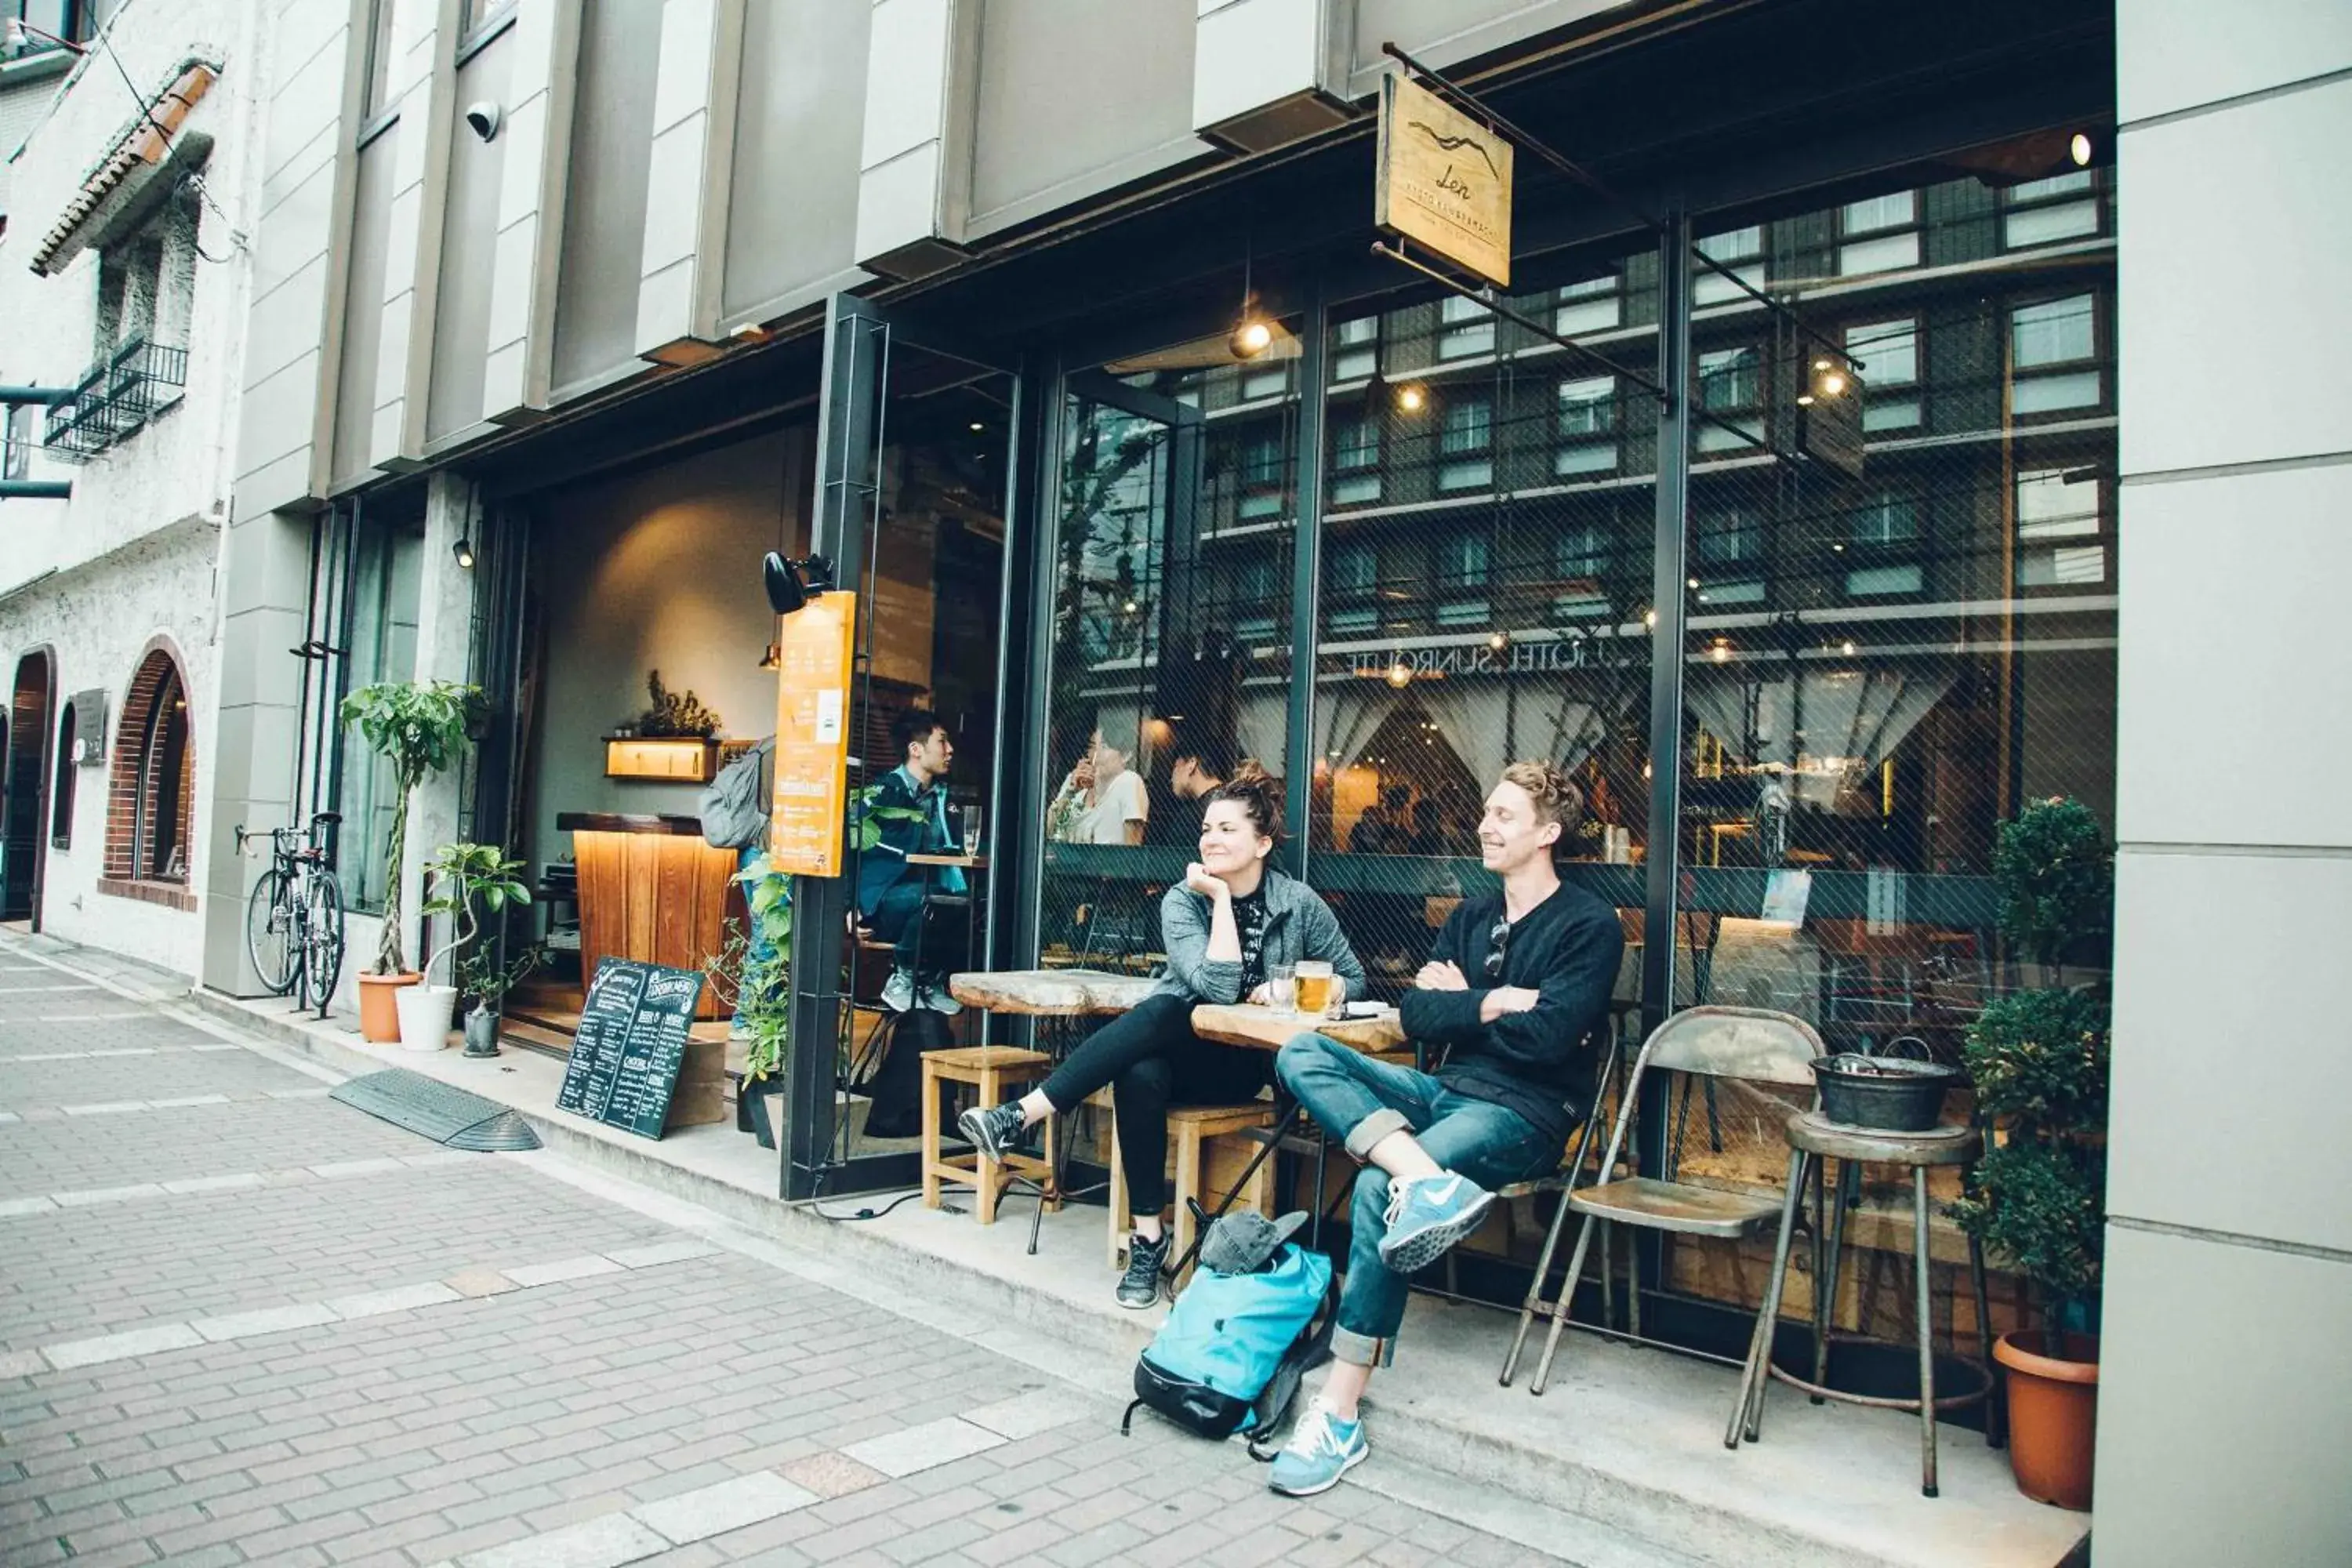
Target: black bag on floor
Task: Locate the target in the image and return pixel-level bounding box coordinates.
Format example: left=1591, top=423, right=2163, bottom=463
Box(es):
left=857, top=1007, right=952, bottom=1139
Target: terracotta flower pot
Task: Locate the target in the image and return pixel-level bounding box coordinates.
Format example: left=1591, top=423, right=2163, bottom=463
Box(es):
left=1994, top=1330, right=2099, bottom=1510
left=357, top=971, right=420, bottom=1042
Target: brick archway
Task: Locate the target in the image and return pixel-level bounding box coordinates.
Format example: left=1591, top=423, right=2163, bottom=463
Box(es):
left=100, top=638, right=197, bottom=911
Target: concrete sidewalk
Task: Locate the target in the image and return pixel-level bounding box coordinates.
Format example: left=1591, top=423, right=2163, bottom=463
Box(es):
left=14, top=929, right=2090, bottom=1566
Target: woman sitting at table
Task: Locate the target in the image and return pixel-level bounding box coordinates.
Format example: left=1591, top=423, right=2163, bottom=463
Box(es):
left=960, top=771, right=1366, bottom=1307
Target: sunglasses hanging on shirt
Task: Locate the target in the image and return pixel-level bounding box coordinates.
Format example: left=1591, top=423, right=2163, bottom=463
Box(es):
left=1484, top=916, right=1512, bottom=980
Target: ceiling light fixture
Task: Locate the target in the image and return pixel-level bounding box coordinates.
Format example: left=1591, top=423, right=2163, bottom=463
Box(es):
left=1395, top=384, right=1426, bottom=413
left=2069, top=131, right=2093, bottom=167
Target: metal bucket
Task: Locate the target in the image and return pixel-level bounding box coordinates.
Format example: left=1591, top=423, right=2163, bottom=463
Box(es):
left=1812, top=1051, right=1961, bottom=1132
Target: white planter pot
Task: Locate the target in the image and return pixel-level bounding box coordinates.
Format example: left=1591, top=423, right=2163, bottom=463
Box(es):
left=395, top=984, right=459, bottom=1053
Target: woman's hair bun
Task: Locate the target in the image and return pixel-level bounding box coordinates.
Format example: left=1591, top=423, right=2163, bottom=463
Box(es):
left=1204, top=768, right=1284, bottom=845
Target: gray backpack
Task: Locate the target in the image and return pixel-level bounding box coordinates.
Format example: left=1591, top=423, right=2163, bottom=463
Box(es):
left=698, top=738, right=772, bottom=851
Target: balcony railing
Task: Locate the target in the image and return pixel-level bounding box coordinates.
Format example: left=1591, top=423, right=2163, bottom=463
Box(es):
left=42, top=338, right=188, bottom=463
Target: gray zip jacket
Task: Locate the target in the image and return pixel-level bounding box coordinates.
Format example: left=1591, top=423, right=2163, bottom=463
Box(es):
left=1153, top=869, right=1369, bottom=1005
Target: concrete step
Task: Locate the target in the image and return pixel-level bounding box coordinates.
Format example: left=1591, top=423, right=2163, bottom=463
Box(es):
left=176, top=979, right=2087, bottom=1568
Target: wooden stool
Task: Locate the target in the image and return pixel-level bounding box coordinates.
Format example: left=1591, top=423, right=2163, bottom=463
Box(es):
left=1107, top=1102, right=1276, bottom=1283
left=921, top=1047, right=1058, bottom=1225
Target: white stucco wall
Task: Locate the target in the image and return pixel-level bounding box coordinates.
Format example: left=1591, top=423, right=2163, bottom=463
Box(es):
left=0, top=517, right=221, bottom=977
left=0, top=0, right=264, bottom=978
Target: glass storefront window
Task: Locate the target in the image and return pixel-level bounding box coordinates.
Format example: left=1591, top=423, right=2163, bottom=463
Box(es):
left=337, top=510, right=424, bottom=915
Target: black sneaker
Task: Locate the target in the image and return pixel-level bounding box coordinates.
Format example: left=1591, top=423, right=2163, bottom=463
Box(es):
left=957, top=1100, right=1026, bottom=1161
left=1117, top=1231, right=1169, bottom=1309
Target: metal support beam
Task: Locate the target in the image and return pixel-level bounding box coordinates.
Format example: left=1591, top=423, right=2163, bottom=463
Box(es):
left=0, top=387, right=74, bottom=405
left=1642, top=211, right=1693, bottom=1040
left=1283, top=283, right=1327, bottom=869
left=0, top=481, right=72, bottom=499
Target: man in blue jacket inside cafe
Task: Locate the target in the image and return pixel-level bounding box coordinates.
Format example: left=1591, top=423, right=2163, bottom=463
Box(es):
left=856, top=706, right=968, bottom=1013
left=1267, top=760, right=1624, bottom=1496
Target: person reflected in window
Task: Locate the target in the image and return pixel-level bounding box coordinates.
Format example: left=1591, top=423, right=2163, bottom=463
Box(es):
left=855, top=708, right=967, bottom=1014
left=962, top=773, right=1365, bottom=1308
left=1150, top=735, right=1230, bottom=848
left=1348, top=804, right=1390, bottom=855
left=1050, top=724, right=1149, bottom=845
left=1268, top=761, right=1622, bottom=1496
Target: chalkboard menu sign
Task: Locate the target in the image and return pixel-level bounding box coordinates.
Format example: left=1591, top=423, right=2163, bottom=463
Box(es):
left=555, top=959, right=706, bottom=1140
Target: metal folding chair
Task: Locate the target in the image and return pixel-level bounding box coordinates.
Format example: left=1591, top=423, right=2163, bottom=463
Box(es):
left=1504, top=1005, right=1823, bottom=1395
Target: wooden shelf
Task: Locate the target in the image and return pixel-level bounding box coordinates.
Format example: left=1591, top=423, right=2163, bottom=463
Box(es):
left=603, top=736, right=717, bottom=782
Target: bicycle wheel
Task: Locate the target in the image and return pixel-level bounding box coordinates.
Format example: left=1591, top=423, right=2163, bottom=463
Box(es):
left=245, top=867, right=298, bottom=995
left=303, top=869, right=347, bottom=1009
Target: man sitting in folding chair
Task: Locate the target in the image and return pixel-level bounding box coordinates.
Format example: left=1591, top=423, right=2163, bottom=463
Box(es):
left=1267, top=761, right=1623, bottom=1496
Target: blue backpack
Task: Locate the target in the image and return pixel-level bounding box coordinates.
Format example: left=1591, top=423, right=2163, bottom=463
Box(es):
left=1120, top=1243, right=1338, bottom=1453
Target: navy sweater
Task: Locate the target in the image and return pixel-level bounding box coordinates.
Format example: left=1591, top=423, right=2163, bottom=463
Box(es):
left=1397, top=881, right=1624, bottom=1149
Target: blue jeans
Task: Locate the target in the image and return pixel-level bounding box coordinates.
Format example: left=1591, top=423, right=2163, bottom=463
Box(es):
left=732, top=844, right=779, bottom=1033
left=1276, top=1034, right=1556, bottom=1368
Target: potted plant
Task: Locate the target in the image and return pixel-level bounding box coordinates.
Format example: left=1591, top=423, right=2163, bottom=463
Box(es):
left=456, top=938, right=545, bottom=1057
left=705, top=853, right=791, bottom=1147
left=340, top=680, right=482, bottom=1041
left=1948, top=796, right=2112, bottom=1511
left=401, top=841, right=531, bottom=1053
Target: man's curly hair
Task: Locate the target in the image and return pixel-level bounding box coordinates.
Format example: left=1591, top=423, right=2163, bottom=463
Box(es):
left=1501, top=760, right=1584, bottom=833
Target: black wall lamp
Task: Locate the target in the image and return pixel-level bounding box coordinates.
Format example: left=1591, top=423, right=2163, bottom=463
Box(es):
left=763, top=552, right=835, bottom=616
left=452, top=536, right=475, bottom=569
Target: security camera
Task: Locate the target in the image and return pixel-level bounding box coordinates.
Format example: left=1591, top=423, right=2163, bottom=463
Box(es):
left=463, top=101, right=502, bottom=142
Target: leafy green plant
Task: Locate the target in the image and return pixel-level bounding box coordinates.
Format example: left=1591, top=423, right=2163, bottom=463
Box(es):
left=1994, top=794, right=2112, bottom=971
left=456, top=940, right=545, bottom=1017
left=419, top=841, right=531, bottom=990
left=704, top=853, right=793, bottom=1088
left=341, top=681, right=483, bottom=975
left=851, top=784, right=924, bottom=854
left=1949, top=797, right=2114, bottom=1337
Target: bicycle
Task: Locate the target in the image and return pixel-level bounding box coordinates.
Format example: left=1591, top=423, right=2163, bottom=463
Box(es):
left=239, top=811, right=347, bottom=1015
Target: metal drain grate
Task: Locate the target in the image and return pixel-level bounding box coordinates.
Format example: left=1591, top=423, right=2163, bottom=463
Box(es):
left=330, top=1069, right=543, bottom=1152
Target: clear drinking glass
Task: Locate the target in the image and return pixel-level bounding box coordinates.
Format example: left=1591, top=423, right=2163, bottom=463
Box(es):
left=1266, top=964, right=1296, bottom=1013
left=1294, top=960, right=1334, bottom=1016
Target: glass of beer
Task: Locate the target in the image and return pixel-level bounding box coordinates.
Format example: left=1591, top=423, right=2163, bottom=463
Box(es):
left=1294, top=960, right=1334, bottom=1017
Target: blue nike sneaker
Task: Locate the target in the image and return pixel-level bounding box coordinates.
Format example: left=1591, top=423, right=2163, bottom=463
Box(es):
left=1376, top=1171, right=1496, bottom=1273
left=1268, top=1398, right=1368, bottom=1497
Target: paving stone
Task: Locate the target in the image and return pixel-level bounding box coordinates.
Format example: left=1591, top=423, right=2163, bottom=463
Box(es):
left=605, top=1240, right=722, bottom=1270
left=505, top=1256, right=627, bottom=1288
left=191, top=1301, right=344, bottom=1341
left=459, top=1512, right=671, bottom=1568
left=633, top=1472, right=818, bottom=1544
left=42, top=1323, right=205, bottom=1368
left=0, top=1196, right=56, bottom=1214
left=838, top=1420, right=1005, bottom=1479
left=161, top=1173, right=267, bottom=1193
left=445, top=1268, right=522, bottom=1298
left=53, top=1183, right=168, bottom=1206
left=325, top=1281, right=464, bottom=1319
left=960, top=1389, right=1096, bottom=1442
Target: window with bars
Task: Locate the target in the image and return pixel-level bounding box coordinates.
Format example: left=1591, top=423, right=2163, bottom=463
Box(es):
left=1838, top=191, right=1921, bottom=276
left=1330, top=415, right=1381, bottom=506
left=1846, top=317, right=1920, bottom=431
left=2016, top=468, right=2107, bottom=587
left=1555, top=376, right=1618, bottom=476
left=1238, top=430, right=1287, bottom=519
left=2011, top=294, right=2101, bottom=413
left=1438, top=294, right=1496, bottom=360
left=1438, top=396, right=1493, bottom=491
left=1696, top=346, right=1762, bottom=452
left=2004, top=170, right=2101, bottom=249
left=1555, top=270, right=1622, bottom=336
left=1845, top=493, right=1925, bottom=597
left=1693, top=507, right=1765, bottom=604
left=1693, top=225, right=1763, bottom=306
left=1552, top=522, right=1612, bottom=619
left=1331, top=315, right=1381, bottom=383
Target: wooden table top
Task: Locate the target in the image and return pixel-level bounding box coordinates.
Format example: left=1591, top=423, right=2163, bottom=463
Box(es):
left=906, top=853, right=989, bottom=868
left=947, top=967, right=1159, bottom=1016
left=1190, top=1002, right=1406, bottom=1054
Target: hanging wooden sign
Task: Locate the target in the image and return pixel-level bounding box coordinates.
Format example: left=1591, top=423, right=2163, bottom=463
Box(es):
left=1375, top=72, right=1514, bottom=288
left=768, top=591, right=857, bottom=877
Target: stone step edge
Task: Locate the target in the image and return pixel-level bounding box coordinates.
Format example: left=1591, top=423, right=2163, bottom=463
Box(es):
left=185, top=984, right=1969, bottom=1568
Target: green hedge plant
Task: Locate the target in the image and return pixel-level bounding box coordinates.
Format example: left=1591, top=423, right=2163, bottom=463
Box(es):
left=1948, top=797, right=2113, bottom=1338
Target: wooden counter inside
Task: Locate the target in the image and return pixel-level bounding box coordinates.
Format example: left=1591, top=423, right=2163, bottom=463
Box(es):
left=557, top=812, right=742, bottom=1020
